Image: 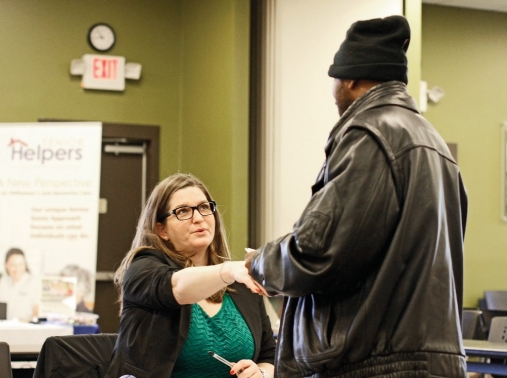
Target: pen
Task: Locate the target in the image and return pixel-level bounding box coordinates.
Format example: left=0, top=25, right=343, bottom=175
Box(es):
left=208, top=351, right=233, bottom=367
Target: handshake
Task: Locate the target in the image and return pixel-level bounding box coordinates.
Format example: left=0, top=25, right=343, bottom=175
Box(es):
left=221, top=247, right=269, bottom=296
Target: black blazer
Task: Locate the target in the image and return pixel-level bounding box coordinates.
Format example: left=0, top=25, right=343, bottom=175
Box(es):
left=105, top=249, right=276, bottom=378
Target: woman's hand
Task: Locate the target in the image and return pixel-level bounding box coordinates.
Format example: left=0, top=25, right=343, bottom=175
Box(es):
left=230, top=360, right=267, bottom=377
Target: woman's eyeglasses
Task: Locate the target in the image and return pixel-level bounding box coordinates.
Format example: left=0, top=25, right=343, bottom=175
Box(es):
left=158, top=201, right=216, bottom=221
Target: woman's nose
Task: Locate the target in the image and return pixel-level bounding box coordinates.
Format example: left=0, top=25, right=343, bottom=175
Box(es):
left=192, top=211, right=204, bottom=222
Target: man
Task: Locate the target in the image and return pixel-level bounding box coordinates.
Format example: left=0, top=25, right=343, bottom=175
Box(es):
left=246, top=15, right=468, bottom=377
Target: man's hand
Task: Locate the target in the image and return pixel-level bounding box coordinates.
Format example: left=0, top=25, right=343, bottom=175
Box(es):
left=244, top=247, right=256, bottom=274
left=244, top=248, right=268, bottom=296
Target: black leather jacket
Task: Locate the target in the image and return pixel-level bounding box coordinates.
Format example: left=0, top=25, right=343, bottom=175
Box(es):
left=250, top=82, right=468, bottom=377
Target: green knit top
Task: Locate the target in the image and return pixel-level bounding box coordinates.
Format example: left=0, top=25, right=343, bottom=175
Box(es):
left=172, top=293, right=255, bottom=377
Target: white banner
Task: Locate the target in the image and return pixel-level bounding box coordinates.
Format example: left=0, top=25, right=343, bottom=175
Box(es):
left=0, top=122, right=102, bottom=321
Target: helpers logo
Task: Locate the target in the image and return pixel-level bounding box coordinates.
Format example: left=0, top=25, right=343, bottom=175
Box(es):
left=8, top=138, right=83, bottom=164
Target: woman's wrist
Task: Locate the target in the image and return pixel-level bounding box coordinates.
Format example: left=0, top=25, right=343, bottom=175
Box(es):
left=219, top=261, right=235, bottom=285
left=259, top=367, right=268, bottom=378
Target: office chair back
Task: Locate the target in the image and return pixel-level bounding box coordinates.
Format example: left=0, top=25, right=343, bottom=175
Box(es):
left=462, top=309, right=485, bottom=339
left=488, top=316, right=507, bottom=343
left=478, top=296, right=507, bottom=337
left=484, top=291, right=507, bottom=311
left=0, top=342, right=14, bottom=378
left=32, top=333, right=117, bottom=378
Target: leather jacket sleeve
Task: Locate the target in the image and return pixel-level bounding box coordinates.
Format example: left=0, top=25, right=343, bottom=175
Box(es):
left=250, top=128, right=400, bottom=297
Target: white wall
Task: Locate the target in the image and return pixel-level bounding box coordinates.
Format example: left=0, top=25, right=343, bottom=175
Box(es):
left=260, top=0, right=403, bottom=243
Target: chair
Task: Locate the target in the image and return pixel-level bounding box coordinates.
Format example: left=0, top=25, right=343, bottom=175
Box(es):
left=485, top=317, right=507, bottom=378
left=488, top=317, right=507, bottom=343
left=32, top=333, right=117, bottom=378
left=0, top=302, right=7, bottom=320
left=465, top=318, right=507, bottom=376
left=462, top=309, right=486, bottom=340
left=0, top=342, right=14, bottom=378
left=484, top=291, right=507, bottom=311
left=479, top=295, right=507, bottom=338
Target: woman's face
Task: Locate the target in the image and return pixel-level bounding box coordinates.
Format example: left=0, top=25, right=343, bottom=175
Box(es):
left=157, top=186, right=216, bottom=264
left=5, top=254, right=27, bottom=282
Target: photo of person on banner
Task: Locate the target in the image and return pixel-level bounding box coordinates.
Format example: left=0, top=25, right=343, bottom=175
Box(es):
left=60, top=264, right=93, bottom=313
left=0, top=247, right=41, bottom=321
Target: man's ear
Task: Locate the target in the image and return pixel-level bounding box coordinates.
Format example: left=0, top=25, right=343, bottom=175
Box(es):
left=155, top=222, right=169, bottom=241
left=347, top=79, right=358, bottom=89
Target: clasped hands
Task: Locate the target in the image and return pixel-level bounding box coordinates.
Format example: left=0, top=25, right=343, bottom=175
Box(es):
left=240, top=248, right=268, bottom=297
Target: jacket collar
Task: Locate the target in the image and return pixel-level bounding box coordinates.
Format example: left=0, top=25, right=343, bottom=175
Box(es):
left=327, top=81, right=418, bottom=145
left=313, top=81, right=418, bottom=193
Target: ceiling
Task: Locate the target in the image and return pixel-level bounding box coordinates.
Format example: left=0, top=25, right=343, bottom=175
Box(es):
left=422, top=0, right=507, bottom=13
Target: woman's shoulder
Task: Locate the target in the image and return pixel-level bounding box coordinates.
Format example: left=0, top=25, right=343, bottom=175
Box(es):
left=25, top=272, right=40, bottom=284
left=135, top=248, right=164, bottom=258
left=0, top=275, right=8, bottom=288
left=132, top=248, right=179, bottom=267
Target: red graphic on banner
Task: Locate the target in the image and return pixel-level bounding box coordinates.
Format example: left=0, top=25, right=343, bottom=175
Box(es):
left=8, top=138, right=27, bottom=147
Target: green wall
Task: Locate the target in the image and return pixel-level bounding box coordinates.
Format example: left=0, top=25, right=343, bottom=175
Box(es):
left=0, top=1, right=180, bottom=164
left=179, top=0, right=250, bottom=259
left=422, top=5, right=507, bottom=307
left=404, top=0, right=422, bottom=104
left=0, top=0, right=250, bottom=258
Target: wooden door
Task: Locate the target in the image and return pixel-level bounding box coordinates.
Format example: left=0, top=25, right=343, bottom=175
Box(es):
left=95, top=123, right=159, bottom=333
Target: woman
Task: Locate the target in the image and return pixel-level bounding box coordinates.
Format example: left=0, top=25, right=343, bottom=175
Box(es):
left=106, top=173, right=275, bottom=378
left=0, top=248, right=40, bottom=321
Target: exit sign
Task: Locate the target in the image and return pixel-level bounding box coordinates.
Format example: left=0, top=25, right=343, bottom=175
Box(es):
left=82, top=54, right=125, bottom=91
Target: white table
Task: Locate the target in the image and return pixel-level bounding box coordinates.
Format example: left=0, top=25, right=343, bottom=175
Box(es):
left=0, top=320, right=73, bottom=356
left=464, top=339, right=507, bottom=375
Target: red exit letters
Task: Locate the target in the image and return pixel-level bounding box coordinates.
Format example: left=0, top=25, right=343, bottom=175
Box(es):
left=82, top=54, right=125, bottom=91
left=92, top=58, right=119, bottom=80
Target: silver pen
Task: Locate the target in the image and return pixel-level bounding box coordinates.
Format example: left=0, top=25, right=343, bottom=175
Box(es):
left=208, top=351, right=233, bottom=367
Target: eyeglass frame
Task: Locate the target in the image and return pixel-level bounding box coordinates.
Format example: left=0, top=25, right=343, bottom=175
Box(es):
left=157, top=200, right=217, bottom=222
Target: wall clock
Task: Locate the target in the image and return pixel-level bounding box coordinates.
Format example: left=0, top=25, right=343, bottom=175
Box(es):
left=88, top=23, right=116, bottom=52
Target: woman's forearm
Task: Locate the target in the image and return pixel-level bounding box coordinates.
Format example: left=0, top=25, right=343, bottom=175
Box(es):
left=171, top=262, right=240, bottom=304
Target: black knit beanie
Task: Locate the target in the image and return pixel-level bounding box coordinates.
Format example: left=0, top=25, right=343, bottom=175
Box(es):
left=328, top=15, right=410, bottom=84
